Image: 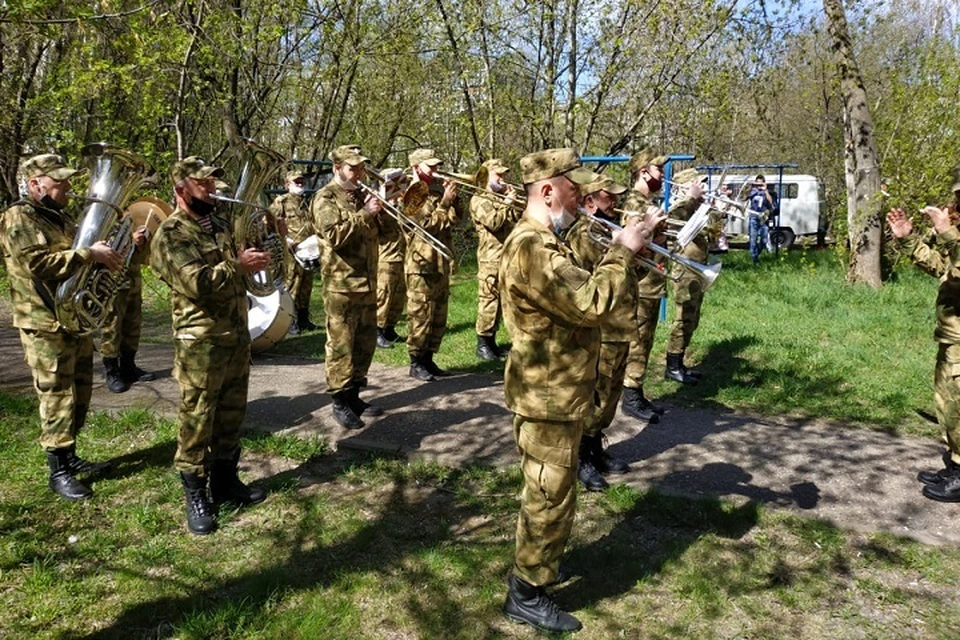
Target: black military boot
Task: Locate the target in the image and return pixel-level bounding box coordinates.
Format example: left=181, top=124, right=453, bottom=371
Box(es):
left=620, top=386, right=660, bottom=424
left=409, top=354, right=435, bottom=382
left=377, top=327, right=395, bottom=349
left=665, top=353, right=698, bottom=385
left=297, top=308, right=317, bottom=332
left=210, top=453, right=266, bottom=506
left=347, top=386, right=384, bottom=417
left=425, top=353, right=453, bottom=378
left=577, top=437, right=609, bottom=492
left=591, top=434, right=630, bottom=475
left=503, top=574, right=582, bottom=633
left=476, top=335, right=498, bottom=361
left=65, top=445, right=112, bottom=476
left=331, top=391, right=364, bottom=429
left=180, top=472, right=216, bottom=535
left=918, top=453, right=958, bottom=485
left=922, top=467, right=960, bottom=502
left=383, top=325, right=402, bottom=342
left=638, top=386, right=665, bottom=415
left=103, top=356, right=130, bottom=394
left=120, top=349, right=155, bottom=384
left=680, top=350, right=702, bottom=380
left=494, top=341, right=510, bottom=358
left=46, top=449, right=93, bottom=500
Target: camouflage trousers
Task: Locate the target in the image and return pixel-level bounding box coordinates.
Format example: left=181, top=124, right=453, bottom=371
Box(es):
left=377, top=261, right=406, bottom=328
left=475, top=261, right=502, bottom=337
left=624, top=296, right=661, bottom=388
left=324, top=290, right=377, bottom=394
left=935, top=343, right=960, bottom=465
left=285, top=260, right=314, bottom=312
left=667, top=274, right=704, bottom=353
left=172, top=338, right=250, bottom=475
left=512, top=414, right=581, bottom=586
left=100, top=273, right=143, bottom=358
left=585, top=341, right=630, bottom=438
left=19, top=328, right=94, bottom=451
left=406, top=272, right=449, bottom=357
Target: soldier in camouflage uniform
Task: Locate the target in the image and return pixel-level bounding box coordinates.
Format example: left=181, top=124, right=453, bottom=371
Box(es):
left=0, top=154, right=121, bottom=501
left=270, top=169, right=317, bottom=332
left=471, top=158, right=521, bottom=361
left=312, top=145, right=383, bottom=429
left=620, top=149, right=669, bottom=423
left=151, top=157, right=269, bottom=535
left=665, top=169, right=708, bottom=385
left=566, top=176, right=634, bottom=492
left=499, top=148, right=662, bottom=634
left=100, top=229, right=155, bottom=393
left=888, top=173, right=960, bottom=502
left=376, top=175, right=407, bottom=349
left=404, top=149, right=461, bottom=381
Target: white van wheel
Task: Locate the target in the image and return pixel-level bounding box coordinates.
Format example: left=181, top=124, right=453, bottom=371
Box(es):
left=771, top=227, right=795, bottom=249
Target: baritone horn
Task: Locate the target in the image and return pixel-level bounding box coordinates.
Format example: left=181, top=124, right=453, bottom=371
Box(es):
left=55, top=143, right=153, bottom=333
left=210, top=138, right=289, bottom=297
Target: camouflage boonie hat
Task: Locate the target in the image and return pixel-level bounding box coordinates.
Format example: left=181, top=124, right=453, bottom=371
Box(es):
left=482, top=158, right=510, bottom=174
left=519, top=148, right=599, bottom=186
left=169, top=156, right=225, bottom=184
left=672, top=168, right=702, bottom=184
left=951, top=168, right=960, bottom=193
left=581, top=176, right=627, bottom=197
left=285, top=169, right=305, bottom=181
left=628, top=148, right=668, bottom=174
left=408, top=148, right=443, bottom=167
left=20, top=154, right=81, bottom=181
left=329, top=145, right=368, bottom=166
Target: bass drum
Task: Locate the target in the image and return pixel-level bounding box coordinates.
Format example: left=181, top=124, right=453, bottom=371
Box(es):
left=247, top=288, right=295, bottom=354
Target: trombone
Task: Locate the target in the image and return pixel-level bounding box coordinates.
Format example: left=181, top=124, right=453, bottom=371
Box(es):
left=433, top=168, right=526, bottom=209
left=585, top=213, right=721, bottom=289
left=361, top=166, right=453, bottom=261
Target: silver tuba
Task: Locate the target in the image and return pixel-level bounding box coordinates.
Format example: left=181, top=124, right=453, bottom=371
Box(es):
left=212, top=138, right=288, bottom=297
left=55, top=143, right=152, bottom=334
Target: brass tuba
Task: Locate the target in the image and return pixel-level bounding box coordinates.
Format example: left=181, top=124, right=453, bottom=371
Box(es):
left=211, top=138, right=288, bottom=297
left=55, top=143, right=152, bottom=334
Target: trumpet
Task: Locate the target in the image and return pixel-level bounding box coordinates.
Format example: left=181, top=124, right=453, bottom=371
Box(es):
left=585, top=213, right=721, bottom=289
left=615, top=203, right=713, bottom=250
left=361, top=166, right=453, bottom=261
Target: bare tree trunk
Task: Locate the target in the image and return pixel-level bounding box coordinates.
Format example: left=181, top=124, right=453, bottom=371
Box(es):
left=564, top=0, right=577, bottom=147
left=824, top=0, right=882, bottom=287
left=435, top=0, right=484, bottom=160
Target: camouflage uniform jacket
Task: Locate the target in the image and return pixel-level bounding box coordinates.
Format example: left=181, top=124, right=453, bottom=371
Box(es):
left=377, top=205, right=406, bottom=263
left=499, top=215, right=634, bottom=421
left=404, top=177, right=460, bottom=276
left=901, top=227, right=960, bottom=344
left=470, top=192, right=521, bottom=265
left=312, top=180, right=378, bottom=293
left=270, top=192, right=314, bottom=244
left=566, top=214, right=638, bottom=343
left=622, top=190, right=667, bottom=299
left=0, top=200, right=92, bottom=332
left=150, top=208, right=249, bottom=345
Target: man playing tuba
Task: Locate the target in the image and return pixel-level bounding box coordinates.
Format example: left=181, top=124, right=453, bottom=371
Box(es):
left=0, top=154, right=122, bottom=501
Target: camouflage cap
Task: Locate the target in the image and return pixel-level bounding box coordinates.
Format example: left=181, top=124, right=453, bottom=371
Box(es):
left=581, top=176, right=627, bottom=197
left=628, top=148, right=668, bottom=174
left=672, top=168, right=702, bottom=184
left=214, top=179, right=231, bottom=192
left=20, top=153, right=81, bottom=181
left=519, top=148, right=599, bottom=186
left=169, top=156, right=225, bottom=184
left=285, top=169, right=305, bottom=181
left=951, top=167, right=960, bottom=193
left=482, top=158, right=510, bottom=174
left=408, top=148, right=443, bottom=167
left=329, top=145, right=368, bottom=167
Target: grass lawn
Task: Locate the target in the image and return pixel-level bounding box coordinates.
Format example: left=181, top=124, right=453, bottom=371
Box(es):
left=2, top=245, right=955, bottom=638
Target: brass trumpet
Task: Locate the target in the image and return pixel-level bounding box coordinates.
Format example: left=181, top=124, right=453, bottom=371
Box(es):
left=361, top=166, right=453, bottom=261
left=585, top=212, right=721, bottom=289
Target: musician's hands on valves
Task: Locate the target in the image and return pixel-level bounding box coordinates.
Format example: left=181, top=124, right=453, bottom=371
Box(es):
left=440, top=179, right=459, bottom=207
left=238, top=247, right=271, bottom=274
left=89, top=240, right=123, bottom=271
left=612, top=208, right=667, bottom=254
left=363, top=193, right=383, bottom=216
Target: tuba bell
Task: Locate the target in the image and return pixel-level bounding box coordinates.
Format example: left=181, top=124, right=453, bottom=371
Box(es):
left=211, top=138, right=289, bottom=297
left=55, top=143, right=152, bottom=334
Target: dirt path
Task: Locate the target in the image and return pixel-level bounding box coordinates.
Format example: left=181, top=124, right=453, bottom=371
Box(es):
left=1, top=326, right=956, bottom=546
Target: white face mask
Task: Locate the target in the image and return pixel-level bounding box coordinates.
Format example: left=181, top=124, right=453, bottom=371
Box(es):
left=288, top=185, right=304, bottom=196
left=549, top=207, right=577, bottom=234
